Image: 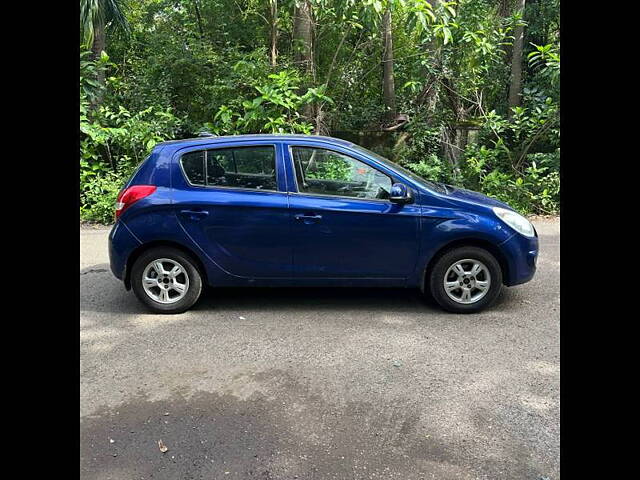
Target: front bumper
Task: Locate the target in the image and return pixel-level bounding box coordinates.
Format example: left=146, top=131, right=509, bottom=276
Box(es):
left=499, top=232, right=539, bottom=286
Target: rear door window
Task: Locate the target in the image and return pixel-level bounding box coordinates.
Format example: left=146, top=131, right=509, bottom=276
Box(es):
left=180, top=145, right=277, bottom=191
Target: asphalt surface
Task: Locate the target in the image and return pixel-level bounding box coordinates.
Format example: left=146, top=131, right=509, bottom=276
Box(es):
left=80, top=219, right=560, bottom=480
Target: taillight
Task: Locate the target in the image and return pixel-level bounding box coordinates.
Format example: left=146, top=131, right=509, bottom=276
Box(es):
left=115, top=185, right=157, bottom=219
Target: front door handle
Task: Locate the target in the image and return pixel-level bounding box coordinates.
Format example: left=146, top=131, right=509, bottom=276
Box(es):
left=294, top=213, right=322, bottom=223
left=179, top=209, right=209, bottom=221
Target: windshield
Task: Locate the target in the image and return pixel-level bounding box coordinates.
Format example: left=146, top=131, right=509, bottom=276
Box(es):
left=352, top=145, right=448, bottom=194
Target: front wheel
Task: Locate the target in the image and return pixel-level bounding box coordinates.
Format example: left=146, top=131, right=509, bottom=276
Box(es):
left=131, top=247, right=203, bottom=314
left=428, top=246, right=502, bottom=314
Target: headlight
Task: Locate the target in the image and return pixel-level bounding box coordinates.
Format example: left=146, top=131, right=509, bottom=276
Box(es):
left=492, top=207, right=535, bottom=238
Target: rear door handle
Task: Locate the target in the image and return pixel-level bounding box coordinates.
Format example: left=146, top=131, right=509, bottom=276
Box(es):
left=179, top=209, right=209, bottom=221
left=294, top=213, right=322, bottom=223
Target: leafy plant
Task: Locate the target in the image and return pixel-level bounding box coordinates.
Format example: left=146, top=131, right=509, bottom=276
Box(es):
left=405, top=154, right=450, bottom=183
left=80, top=50, right=111, bottom=105
left=528, top=43, right=560, bottom=88
left=80, top=170, right=127, bottom=224
left=206, top=70, right=333, bottom=135
left=305, top=156, right=352, bottom=181
left=80, top=55, right=182, bottom=222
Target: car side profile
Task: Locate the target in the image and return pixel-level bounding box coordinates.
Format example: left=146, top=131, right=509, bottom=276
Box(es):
left=108, top=134, right=538, bottom=314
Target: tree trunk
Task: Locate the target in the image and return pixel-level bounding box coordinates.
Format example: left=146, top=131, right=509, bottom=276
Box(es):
left=381, top=7, right=396, bottom=123
left=268, top=0, right=278, bottom=67
left=194, top=0, right=205, bottom=39
left=293, top=0, right=318, bottom=129
left=507, top=0, right=526, bottom=117
left=90, top=18, right=106, bottom=109
left=498, top=0, right=514, bottom=86
left=415, top=0, right=440, bottom=117
left=499, top=0, right=513, bottom=17
left=292, top=0, right=314, bottom=78
left=91, top=19, right=106, bottom=75
left=440, top=76, right=468, bottom=175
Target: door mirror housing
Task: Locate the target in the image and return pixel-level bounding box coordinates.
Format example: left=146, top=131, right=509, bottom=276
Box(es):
left=389, top=183, right=413, bottom=204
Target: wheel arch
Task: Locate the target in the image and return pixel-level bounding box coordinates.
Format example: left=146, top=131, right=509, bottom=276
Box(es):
left=422, top=237, right=510, bottom=291
left=124, top=240, right=209, bottom=290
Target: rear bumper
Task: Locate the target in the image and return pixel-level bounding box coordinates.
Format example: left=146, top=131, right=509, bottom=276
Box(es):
left=108, top=221, right=142, bottom=283
left=499, top=232, right=539, bottom=286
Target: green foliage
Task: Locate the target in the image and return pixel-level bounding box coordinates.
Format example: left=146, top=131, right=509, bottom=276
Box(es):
left=80, top=50, right=110, bottom=104
left=528, top=43, right=560, bottom=89
left=393, top=91, right=560, bottom=215
left=81, top=101, right=182, bottom=167
left=80, top=169, right=127, bottom=224
left=206, top=70, right=333, bottom=135
left=406, top=155, right=452, bottom=184
left=305, top=156, right=352, bottom=182
left=80, top=0, right=130, bottom=48
left=80, top=46, right=182, bottom=222
left=393, top=123, right=455, bottom=184
left=79, top=0, right=559, bottom=223
left=460, top=114, right=560, bottom=215
left=390, top=116, right=560, bottom=215
left=80, top=101, right=182, bottom=222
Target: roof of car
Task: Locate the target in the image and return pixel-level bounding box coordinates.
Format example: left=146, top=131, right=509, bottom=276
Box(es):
left=156, top=134, right=356, bottom=148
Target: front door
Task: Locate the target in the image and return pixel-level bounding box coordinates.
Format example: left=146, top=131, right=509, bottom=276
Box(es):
left=287, top=145, right=420, bottom=278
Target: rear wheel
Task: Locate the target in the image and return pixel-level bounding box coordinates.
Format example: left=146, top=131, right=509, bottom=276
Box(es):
left=428, top=246, right=502, bottom=313
left=131, top=247, right=203, bottom=314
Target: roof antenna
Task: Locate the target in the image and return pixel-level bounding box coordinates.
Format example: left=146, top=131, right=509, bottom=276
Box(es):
left=197, top=130, right=215, bottom=137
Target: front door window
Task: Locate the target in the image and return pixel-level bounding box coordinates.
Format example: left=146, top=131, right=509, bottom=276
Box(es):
left=291, top=147, right=392, bottom=200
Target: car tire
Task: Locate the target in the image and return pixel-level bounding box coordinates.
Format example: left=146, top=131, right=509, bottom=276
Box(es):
left=428, top=246, right=502, bottom=314
left=131, top=247, right=203, bottom=314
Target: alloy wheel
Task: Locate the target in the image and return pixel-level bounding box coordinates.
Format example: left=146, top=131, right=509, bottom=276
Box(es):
left=142, top=258, right=190, bottom=304
left=443, top=259, right=491, bottom=305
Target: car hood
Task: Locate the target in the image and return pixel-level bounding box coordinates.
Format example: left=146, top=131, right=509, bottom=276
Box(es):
left=442, top=185, right=514, bottom=211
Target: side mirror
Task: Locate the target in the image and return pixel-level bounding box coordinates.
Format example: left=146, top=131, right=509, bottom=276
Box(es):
left=389, top=183, right=413, bottom=204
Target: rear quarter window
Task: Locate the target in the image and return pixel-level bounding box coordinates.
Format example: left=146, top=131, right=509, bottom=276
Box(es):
left=180, top=150, right=205, bottom=186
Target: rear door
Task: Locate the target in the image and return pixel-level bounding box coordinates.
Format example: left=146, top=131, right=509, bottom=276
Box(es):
left=285, top=144, right=421, bottom=279
left=172, top=141, right=292, bottom=278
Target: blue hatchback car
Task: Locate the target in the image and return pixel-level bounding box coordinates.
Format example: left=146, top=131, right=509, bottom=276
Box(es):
left=108, top=134, right=538, bottom=314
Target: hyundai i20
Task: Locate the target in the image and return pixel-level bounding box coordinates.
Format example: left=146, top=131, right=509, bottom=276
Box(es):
left=109, top=134, right=538, bottom=314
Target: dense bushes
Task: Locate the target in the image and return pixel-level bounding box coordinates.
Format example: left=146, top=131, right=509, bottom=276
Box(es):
left=80, top=78, right=559, bottom=222
left=80, top=104, right=182, bottom=223
left=79, top=0, right=559, bottom=223
left=80, top=53, right=182, bottom=223
left=393, top=95, right=560, bottom=214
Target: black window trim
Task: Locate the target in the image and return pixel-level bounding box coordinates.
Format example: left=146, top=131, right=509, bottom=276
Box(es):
left=178, top=144, right=280, bottom=194
left=287, top=144, right=395, bottom=204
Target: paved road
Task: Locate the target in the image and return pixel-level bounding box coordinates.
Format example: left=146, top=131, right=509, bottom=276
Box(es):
left=80, top=219, right=560, bottom=480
